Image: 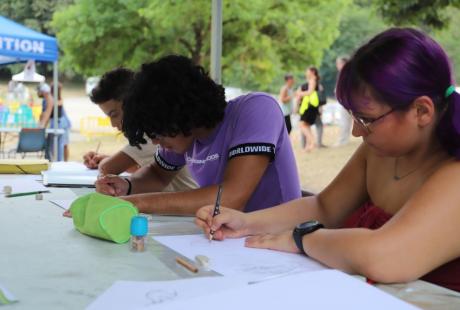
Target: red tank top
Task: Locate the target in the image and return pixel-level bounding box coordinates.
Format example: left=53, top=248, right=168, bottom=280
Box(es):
left=343, top=202, right=460, bottom=292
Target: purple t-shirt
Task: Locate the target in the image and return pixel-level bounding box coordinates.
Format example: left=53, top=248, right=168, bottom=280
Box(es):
left=154, top=92, right=301, bottom=212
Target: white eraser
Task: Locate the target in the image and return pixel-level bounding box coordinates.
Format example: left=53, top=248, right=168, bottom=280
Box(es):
left=3, top=185, right=12, bottom=195
left=195, top=255, right=210, bottom=269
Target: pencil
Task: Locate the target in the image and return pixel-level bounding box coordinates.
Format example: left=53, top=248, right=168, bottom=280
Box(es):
left=209, top=184, right=223, bottom=241
left=95, top=141, right=102, bottom=154
left=175, top=257, right=199, bottom=273
left=5, top=190, right=50, bottom=198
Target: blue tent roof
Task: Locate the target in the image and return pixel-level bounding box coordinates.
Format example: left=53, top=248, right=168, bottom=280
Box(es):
left=0, top=15, right=58, bottom=64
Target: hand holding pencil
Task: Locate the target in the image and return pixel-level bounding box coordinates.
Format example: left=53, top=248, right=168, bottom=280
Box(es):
left=195, top=194, right=251, bottom=241
left=209, top=184, right=223, bottom=241
left=83, top=142, right=108, bottom=169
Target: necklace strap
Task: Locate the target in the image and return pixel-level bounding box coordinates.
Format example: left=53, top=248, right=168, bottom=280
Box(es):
left=393, top=157, right=421, bottom=181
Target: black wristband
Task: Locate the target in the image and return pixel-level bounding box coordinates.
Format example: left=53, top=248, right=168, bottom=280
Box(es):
left=124, top=177, right=132, bottom=195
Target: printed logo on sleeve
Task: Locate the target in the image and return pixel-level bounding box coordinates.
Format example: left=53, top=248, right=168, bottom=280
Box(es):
left=154, top=151, right=183, bottom=171
left=228, top=143, right=275, bottom=161
left=186, top=153, right=220, bottom=165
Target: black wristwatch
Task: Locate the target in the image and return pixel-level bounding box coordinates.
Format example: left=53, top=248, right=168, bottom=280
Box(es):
left=292, top=220, right=324, bottom=255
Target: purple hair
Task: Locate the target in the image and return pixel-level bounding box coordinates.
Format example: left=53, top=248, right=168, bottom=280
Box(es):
left=336, top=28, right=460, bottom=159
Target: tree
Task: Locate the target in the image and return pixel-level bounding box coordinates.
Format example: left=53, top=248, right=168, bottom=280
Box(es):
left=433, top=8, right=460, bottom=82
left=0, top=0, right=74, bottom=77
left=0, top=0, right=73, bottom=35
left=319, top=4, right=387, bottom=96
left=374, top=0, right=460, bottom=30
left=52, top=0, right=349, bottom=91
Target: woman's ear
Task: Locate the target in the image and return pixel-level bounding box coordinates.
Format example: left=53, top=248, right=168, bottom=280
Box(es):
left=412, top=96, right=435, bottom=127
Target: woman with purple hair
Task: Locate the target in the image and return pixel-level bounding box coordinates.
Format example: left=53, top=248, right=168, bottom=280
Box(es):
left=195, top=28, right=460, bottom=291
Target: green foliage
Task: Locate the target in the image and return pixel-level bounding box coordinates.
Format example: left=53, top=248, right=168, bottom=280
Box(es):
left=0, top=0, right=73, bottom=34
left=319, top=4, right=387, bottom=96
left=374, top=0, right=460, bottom=30
left=0, top=0, right=74, bottom=76
left=433, top=7, right=460, bottom=82
left=52, top=0, right=348, bottom=91
left=52, top=0, right=155, bottom=76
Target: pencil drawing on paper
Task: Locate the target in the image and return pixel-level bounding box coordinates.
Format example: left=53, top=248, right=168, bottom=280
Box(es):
left=144, top=289, right=178, bottom=306
left=237, top=261, right=303, bottom=276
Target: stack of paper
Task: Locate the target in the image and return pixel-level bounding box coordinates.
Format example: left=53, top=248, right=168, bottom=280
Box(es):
left=41, top=161, right=99, bottom=187
left=149, top=270, right=418, bottom=310
left=86, top=235, right=418, bottom=310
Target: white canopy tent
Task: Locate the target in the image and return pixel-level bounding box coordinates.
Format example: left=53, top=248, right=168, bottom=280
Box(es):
left=12, top=60, right=46, bottom=83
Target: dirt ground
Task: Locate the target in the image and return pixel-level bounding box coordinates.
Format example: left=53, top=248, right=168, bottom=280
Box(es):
left=290, top=126, right=361, bottom=192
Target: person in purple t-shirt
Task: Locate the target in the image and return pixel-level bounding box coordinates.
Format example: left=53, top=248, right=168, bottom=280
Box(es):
left=96, top=55, right=300, bottom=215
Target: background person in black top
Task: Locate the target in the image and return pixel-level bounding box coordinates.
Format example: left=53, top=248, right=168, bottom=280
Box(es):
left=296, top=67, right=320, bottom=152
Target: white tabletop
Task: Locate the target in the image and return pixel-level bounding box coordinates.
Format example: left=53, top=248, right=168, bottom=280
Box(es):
left=1, top=175, right=459, bottom=309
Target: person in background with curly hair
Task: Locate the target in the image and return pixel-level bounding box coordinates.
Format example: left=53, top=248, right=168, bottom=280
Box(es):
left=196, top=28, right=460, bottom=291
left=95, top=55, right=301, bottom=216
left=82, top=68, right=197, bottom=191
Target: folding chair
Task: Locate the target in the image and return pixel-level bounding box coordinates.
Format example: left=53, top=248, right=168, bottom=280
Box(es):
left=11, top=128, right=47, bottom=158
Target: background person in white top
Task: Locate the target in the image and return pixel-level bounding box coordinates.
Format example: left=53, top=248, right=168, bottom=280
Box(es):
left=82, top=68, right=197, bottom=192
left=335, top=56, right=352, bottom=146
left=278, top=73, right=295, bottom=134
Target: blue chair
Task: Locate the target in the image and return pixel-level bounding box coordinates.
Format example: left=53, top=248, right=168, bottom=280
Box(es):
left=12, top=128, right=47, bottom=158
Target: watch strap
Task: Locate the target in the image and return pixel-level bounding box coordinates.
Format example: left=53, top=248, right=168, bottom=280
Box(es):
left=292, top=222, right=324, bottom=255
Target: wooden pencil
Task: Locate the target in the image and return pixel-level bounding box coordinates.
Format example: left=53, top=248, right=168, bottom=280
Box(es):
left=175, top=257, right=199, bottom=273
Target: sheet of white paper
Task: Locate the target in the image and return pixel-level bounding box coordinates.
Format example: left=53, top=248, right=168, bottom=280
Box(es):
left=0, top=177, right=48, bottom=195
left=0, top=282, right=18, bottom=304
left=42, top=161, right=129, bottom=186
left=150, top=270, right=418, bottom=310
left=153, top=234, right=326, bottom=281
left=42, top=161, right=98, bottom=186
left=49, top=199, right=75, bottom=210
left=41, top=171, right=99, bottom=186
left=48, top=161, right=91, bottom=172
left=87, top=276, right=249, bottom=310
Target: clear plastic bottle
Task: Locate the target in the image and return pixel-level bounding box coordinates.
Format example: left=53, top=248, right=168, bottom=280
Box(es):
left=130, top=216, right=148, bottom=252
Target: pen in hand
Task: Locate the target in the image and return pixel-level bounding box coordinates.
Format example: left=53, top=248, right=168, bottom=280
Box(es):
left=209, top=184, right=223, bottom=241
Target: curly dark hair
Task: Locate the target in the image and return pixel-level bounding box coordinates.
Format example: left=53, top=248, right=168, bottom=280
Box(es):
left=90, top=68, right=134, bottom=104
left=122, top=55, right=227, bottom=147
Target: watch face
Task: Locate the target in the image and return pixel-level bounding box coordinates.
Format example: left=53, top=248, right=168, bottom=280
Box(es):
left=296, top=220, right=321, bottom=230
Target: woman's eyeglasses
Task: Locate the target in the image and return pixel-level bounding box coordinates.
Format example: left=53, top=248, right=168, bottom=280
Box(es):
left=348, top=108, right=395, bottom=133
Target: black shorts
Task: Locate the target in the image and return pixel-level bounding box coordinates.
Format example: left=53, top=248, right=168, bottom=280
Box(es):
left=284, top=115, right=292, bottom=133
left=300, top=108, right=318, bottom=125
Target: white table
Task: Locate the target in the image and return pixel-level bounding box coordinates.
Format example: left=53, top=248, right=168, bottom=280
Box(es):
left=1, top=177, right=459, bottom=309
